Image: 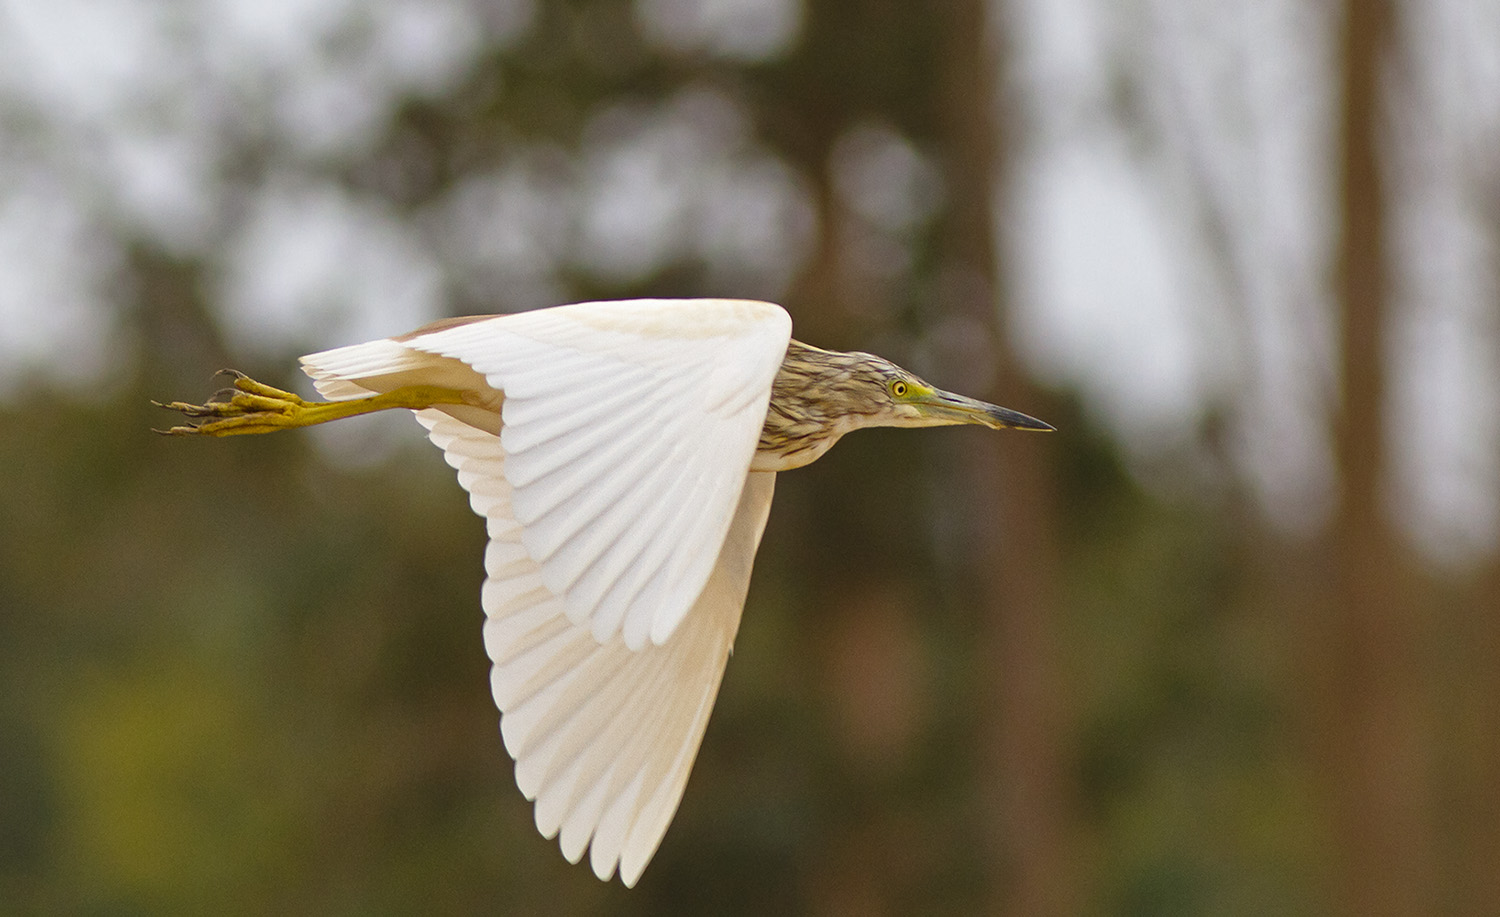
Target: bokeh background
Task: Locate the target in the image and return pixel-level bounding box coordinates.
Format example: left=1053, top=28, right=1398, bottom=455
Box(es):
left=2, top=0, right=1498, bottom=913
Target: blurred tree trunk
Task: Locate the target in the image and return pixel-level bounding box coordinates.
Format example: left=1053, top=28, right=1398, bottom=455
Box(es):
left=1322, top=0, right=1434, bottom=913
left=1478, top=563, right=1500, bottom=911
left=1465, top=155, right=1500, bottom=917
left=937, top=2, right=1074, bottom=914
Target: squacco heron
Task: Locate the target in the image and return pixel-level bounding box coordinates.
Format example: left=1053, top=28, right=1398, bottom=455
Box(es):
left=158, top=298, right=1051, bottom=886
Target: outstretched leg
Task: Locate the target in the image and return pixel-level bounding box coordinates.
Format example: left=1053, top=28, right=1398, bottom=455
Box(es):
left=155, top=370, right=471, bottom=437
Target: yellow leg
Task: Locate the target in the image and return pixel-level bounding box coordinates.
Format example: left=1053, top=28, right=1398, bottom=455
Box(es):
left=154, top=370, right=472, bottom=437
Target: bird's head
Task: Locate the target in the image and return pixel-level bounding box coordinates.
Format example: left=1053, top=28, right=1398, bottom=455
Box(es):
left=852, top=355, right=1054, bottom=432
left=783, top=343, right=1053, bottom=433
left=759, top=341, right=1052, bottom=470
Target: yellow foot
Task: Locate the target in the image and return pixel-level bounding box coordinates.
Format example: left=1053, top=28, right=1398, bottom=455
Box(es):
left=154, top=370, right=325, bottom=437
left=155, top=370, right=473, bottom=437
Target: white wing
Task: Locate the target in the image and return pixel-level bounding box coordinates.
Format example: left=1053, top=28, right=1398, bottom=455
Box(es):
left=419, top=409, right=775, bottom=886
left=405, top=299, right=789, bottom=650
left=299, top=298, right=789, bottom=884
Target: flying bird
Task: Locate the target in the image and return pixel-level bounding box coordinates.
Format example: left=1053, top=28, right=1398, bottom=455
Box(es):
left=157, top=298, right=1051, bottom=886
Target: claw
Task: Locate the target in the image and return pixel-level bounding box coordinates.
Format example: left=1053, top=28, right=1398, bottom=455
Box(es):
left=157, top=398, right=232, bottom=419
left=152, top=370, right=307, bottom=437
left=152, top=423, right=206, bottom=436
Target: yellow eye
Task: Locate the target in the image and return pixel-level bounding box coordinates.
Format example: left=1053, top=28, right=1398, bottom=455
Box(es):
left=891, top=380, right=909, bottom=397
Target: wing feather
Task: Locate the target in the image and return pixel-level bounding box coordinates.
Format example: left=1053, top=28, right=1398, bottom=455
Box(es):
left=509, top=427, right=684, bottom=566
left=498, top=367, right=663, bottom=457
left=407, top=298, right=789, bottom=649
left=412, top=405, right=775, bottom=884
left=300, top=299, right=788, bottom=886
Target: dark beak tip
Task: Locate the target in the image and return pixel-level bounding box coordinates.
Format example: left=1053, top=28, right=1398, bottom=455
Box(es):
left=990, top=406, right=1054, bottom=432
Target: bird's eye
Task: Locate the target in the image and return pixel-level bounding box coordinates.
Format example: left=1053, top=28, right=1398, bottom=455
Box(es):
left=891, top=380, right=909, bottom=398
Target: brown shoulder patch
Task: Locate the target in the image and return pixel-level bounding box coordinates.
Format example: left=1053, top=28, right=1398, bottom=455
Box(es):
left=392, top=314, right=501, bottom=343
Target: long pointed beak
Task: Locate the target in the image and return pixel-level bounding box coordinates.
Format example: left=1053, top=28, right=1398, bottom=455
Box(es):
left=918, top=389, right=1055, bottom=431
